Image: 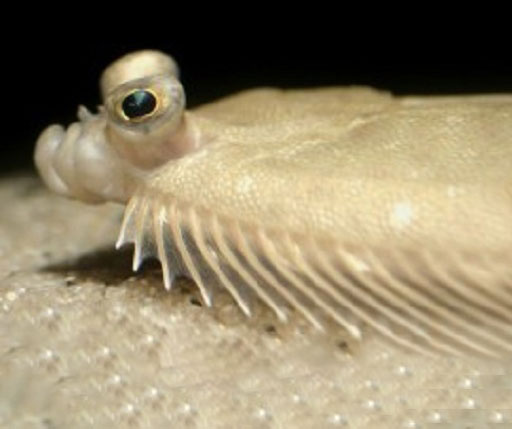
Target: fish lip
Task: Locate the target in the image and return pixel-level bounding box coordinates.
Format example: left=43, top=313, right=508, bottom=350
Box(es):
left=34, top=124, right=71, bottom=197
left=35, top=114, right=134, bottom=204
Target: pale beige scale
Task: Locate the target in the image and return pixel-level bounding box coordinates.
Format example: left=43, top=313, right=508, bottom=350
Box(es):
left=34, top=50, right=512, bottom=359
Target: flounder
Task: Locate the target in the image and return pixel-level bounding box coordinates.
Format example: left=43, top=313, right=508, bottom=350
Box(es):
left=34, top=50, right=512, bottom=358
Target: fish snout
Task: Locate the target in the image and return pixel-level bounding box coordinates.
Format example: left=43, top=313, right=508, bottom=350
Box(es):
left=34, top=124, right=71, bottom=197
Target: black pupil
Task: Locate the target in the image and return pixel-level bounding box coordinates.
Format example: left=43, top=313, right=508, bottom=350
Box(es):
left=122, top=90, right=157, bottom=119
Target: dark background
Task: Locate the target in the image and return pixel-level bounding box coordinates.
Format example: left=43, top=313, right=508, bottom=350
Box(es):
left=4, top=18, right=512, bottom=176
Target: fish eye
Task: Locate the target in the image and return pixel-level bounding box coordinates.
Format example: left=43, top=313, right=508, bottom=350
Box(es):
left=106, top=75, right=185, bottom=132
left=120, top=89, right=158, bottom=121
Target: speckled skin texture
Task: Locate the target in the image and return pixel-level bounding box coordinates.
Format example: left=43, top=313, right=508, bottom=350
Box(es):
left=0, top=177, right=511, bottom=428
left=154, top=88, right=512, bottom=250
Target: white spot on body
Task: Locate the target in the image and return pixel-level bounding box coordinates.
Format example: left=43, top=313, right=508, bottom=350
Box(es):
left=236, top=175, right=254, bottom=193
left=389, top=202, right=414, bottom=231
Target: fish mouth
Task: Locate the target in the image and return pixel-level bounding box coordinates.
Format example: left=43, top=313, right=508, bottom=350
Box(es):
left=34, top=109, right=137, bottom=204
left=34, top=112, right=109, bottom=204
left=34, top=123, right=72, bottom=197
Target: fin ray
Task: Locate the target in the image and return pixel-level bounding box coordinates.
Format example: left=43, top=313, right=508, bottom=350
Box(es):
left=168, top=202, right=213, bottom=306
left=187, top=208, right=251, bottom=316
left=119, top=192, right=512, bottom=357
left=210, top=215, right=288, bottom=322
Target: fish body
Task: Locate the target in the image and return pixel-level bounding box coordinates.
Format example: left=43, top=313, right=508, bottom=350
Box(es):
left=34, top=51, right=512, bottom=358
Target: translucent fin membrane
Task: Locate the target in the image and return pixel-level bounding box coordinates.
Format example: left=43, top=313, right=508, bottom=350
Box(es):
left=118, top=191, right=512, bottom=358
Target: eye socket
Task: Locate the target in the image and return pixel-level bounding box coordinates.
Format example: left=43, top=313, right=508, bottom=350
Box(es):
left=120, top=89, right=158, bottom=120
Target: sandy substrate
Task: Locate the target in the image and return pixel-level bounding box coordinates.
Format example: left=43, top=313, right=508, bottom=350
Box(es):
left=0, top=175, right=510, bottom=428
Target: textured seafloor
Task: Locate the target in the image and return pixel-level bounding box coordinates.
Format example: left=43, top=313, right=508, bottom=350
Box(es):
left=0, top=175, right=510, bottom=429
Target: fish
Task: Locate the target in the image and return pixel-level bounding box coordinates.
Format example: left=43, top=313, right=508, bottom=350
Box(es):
left=34, top=50, right=512, bottom=358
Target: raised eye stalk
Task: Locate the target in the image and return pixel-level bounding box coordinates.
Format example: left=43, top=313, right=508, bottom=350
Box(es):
left=34, top=50, right=199, bottom=204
